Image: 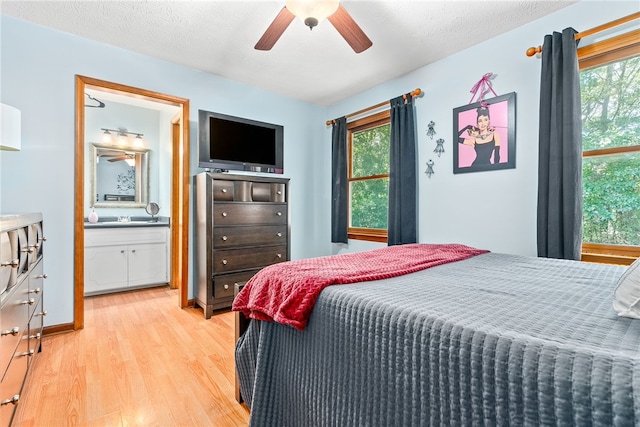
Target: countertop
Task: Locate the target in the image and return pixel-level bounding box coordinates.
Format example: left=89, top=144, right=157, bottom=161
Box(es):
left=84, top=215, right=170, bottom=229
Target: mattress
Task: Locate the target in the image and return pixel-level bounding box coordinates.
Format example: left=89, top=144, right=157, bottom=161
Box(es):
left=236, top=252, right=639, bottom=426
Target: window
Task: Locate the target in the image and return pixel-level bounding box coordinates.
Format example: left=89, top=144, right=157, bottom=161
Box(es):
left=580, top=29, right=640, bottom=264
left=347, top=110, right=391, bottom=242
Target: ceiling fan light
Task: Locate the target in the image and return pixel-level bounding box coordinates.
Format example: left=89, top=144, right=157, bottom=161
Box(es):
left=286, top=0, right=339, bottom=27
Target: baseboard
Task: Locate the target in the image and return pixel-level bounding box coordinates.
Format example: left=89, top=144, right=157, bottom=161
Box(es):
left=43, top=323, right=74, bottom=336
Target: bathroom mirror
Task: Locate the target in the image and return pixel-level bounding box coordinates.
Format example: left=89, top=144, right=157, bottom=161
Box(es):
left=90, top=143, right=150, bottom=208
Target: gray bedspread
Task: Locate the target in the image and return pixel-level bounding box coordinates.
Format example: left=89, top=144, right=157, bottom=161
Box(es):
left=235, top=252, right=640, bottom=426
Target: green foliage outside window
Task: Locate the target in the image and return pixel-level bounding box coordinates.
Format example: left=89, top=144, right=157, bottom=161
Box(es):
left=581, top=55, right=640, bottom=245
left=351, top=124, right=390, bottom=230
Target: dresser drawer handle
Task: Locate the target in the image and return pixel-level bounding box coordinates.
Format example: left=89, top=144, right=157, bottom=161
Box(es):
left=36, top=310, right=48, bottom=317
left=21, top=298, right=36, bottom=306
left=22, top=246, right=35, bottom=254
left=0, top=395, right=19, bottom=406
left=224, top=284, right=229, bottom=290
left=29, top=288, right=42, bottom=294
left=1, top=259, right=19, bottom=268
left=222, top=212, right=228, bottom=217
left=277, top=253, right=282, bottom=259
left=221, top=188, right=227, bottom=193
left=222, top=235, right=228, bottom=241
left=277, top=190, right=282, bottom=195
left=1, top=327, right=19, bottom=337
left=276, top=212, right=282, bottom=216
left=222, top=259, right=228, bottom=265
left=276, top=232, right=282, bottom=237
left=35, top=274, right=48, bottom=279
left=17, top=349, right=35, bottom=358
left=29, top=332, right=41, bottom=340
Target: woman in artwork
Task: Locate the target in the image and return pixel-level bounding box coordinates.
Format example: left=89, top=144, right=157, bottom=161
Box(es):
left=458, top=106, right=501, bottom=166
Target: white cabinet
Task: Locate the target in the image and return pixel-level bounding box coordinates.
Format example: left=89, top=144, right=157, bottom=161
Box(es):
left=84, top=227, right=169, bottom=296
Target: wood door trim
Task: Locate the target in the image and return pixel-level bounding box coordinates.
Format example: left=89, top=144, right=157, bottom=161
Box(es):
left=74, top=75, right=190, bottom=328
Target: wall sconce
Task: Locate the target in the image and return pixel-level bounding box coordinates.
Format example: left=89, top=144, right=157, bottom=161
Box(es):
left=1, top=103, right=22, bottom=151
left=101, top=128, right=144, bottom=147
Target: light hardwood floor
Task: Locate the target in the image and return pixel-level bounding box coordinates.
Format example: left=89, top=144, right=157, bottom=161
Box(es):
left=12, top=286, right=250, bottom=426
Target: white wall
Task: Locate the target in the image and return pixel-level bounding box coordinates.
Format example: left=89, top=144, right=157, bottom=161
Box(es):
left=0, top=15, right=325, bottom=327
left=325, top=0, right=639, bottom=256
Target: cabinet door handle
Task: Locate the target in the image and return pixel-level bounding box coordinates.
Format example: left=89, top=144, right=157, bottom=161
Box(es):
left=221, top=212, right=228, bottom=217
left=29, top=288, right=42, bottom=294
left=35, top=274, right=48, bottom=279
left=121, top=250, right=125, bottom=254
left=1, top=327, right=19, bottom=337
left=276, top=212, right=282, bottom=216
left=222, top=235, right=228, bottom=241
left=276, top=232, right=282, bottom=237
left=0, top=259, right=19, bottom=268
left=223, top=284, right=229, bottom=290
left=222, top=259, right=228, bottom=265
left=131, top=249, right=136, bottom=253
left=0, top=395, right=19, bottom=406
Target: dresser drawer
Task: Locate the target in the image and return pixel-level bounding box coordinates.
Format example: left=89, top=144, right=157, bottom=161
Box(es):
left=213, top=203, right=286, bottom=226
left=213, top=270, right=258, bottom=299
left=213, top=245, right=287, bottom=274
left=1, top=279, right=29, bottom=379
left=213, top=225, right=287, bottom=249
left=212, top=180, right=235, bottom=201
left=0, top=334, right=29, bottom=424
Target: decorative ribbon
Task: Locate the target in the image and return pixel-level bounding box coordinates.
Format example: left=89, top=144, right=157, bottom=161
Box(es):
left=469, top=73, right=497, bottom=106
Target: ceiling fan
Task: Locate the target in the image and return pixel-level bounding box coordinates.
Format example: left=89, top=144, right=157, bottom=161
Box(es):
left=255, top=0, right=372, bottom=53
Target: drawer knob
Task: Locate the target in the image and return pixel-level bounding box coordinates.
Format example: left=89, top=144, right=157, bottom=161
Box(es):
left=35, top=274, right=48, bottom=279
left=29, top=288, right=42, bottom=294
left=221, top=188, right=227, bottom=193
left=222, top=235, right=228, bottom=241
left=222, top=259, right=228, bottom=265
left=277, top=232, right=282, bottom=237
left=224, top=284, right=229, bottom=290
left=131, top=249, right=136, bottom=253
left=277, top=190, right=282, bottom=195
left=121, top=250, right=125, bottom=254
left=29, top=332, right=41, bottom=340
left=276, top=212, right=282, bottom=216
left=39, top=237, right=47, bottom=242
left=36, top=310, right=48, bottom=317
left=222, top=212, right=228, bottom=217
left=22, top=298, right=36, bottom=306
left=1, top=327, right=19, bottom=337
left=0, top=259, right=19, bottom=268
left=0, top=395, right=19, bottom=406
left=18, top=349, right=35, bottom=358
left=277, top=253, right=282, bottom=258
left=22, top=246, right=35, bottom=254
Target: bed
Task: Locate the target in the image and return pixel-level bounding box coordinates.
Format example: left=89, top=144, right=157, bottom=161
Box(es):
left=234, top=247, right=640, bottom=426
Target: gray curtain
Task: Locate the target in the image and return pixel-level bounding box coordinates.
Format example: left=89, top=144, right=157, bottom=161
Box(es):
left=537, top=27, right=582, bottom=260
left=331, top=117, right=348, bottom=243
left=388, top=94, right=417, bottom=246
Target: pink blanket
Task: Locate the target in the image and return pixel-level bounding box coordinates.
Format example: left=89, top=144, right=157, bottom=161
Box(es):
left=232, top=243, right=488, bottom=330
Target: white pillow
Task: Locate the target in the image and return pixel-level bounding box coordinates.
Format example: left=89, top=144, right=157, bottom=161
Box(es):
left=613, top=257, right=640, bottom=319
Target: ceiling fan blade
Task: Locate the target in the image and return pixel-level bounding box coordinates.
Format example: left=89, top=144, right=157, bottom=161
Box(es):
left=255, top=6, right=295, bottom=51
left=328, top=5, right=372, bottom=53
left=108, top=156, right=126, bottom=162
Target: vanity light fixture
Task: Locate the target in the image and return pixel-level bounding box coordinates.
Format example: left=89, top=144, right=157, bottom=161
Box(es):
left=100, top=128, right=144, bottom=147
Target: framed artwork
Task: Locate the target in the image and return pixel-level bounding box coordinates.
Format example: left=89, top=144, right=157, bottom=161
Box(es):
left=453, top=92, right=516, bottom=174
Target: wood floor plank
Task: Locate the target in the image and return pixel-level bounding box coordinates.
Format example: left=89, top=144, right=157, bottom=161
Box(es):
left=12, top=286, right=250, bottom=426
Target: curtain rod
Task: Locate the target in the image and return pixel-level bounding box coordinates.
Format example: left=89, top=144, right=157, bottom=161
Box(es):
left=525, top=11, right=640, bottom=57
left=325, top=88, right=422, bottom=126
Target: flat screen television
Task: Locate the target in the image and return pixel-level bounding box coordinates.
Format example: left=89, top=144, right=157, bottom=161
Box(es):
left=198, top=110, right=284, bottom=174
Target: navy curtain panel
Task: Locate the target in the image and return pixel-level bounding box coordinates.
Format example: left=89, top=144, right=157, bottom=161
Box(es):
left=537, top=27, right=583, bottom=260
left=388, top=94, right=417, bottom=246
left=331, top=117, right=348, bottom=243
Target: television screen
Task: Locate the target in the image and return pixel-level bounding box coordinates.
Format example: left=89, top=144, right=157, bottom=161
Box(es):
left=198, top=110, right=283, bottom=174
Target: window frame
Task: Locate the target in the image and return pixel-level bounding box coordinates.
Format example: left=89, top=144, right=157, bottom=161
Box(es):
left=347, top=110, right=391, bottom=243
left=579, top=30, right=640, bottom=265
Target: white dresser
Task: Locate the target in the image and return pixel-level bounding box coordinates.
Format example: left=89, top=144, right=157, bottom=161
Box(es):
left=0, top=213, right=47, bottom=427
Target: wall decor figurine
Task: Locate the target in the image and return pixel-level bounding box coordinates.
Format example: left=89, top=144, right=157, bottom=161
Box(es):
left=453, top=92, right=516, bottom=174
left=434, top=138, right=445, bottom=157
left=425, top=159, right=435, bottom=178
left=426, top=121, right=436, bottom=139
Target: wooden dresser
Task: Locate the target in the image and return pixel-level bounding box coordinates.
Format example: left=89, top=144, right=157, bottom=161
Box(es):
left=0, top=213, right=46, bottom=427
left=195, top=172, right=290, bottom=319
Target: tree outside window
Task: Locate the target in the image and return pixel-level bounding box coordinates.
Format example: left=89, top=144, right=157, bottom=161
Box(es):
left=580, top=34, right=640, bottom=264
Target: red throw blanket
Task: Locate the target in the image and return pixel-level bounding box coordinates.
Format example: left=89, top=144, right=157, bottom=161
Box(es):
left=232, top=243, right=488, bottom=330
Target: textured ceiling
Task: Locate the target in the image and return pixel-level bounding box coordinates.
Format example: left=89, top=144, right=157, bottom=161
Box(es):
left=1, top=0, right=576, bottom=106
